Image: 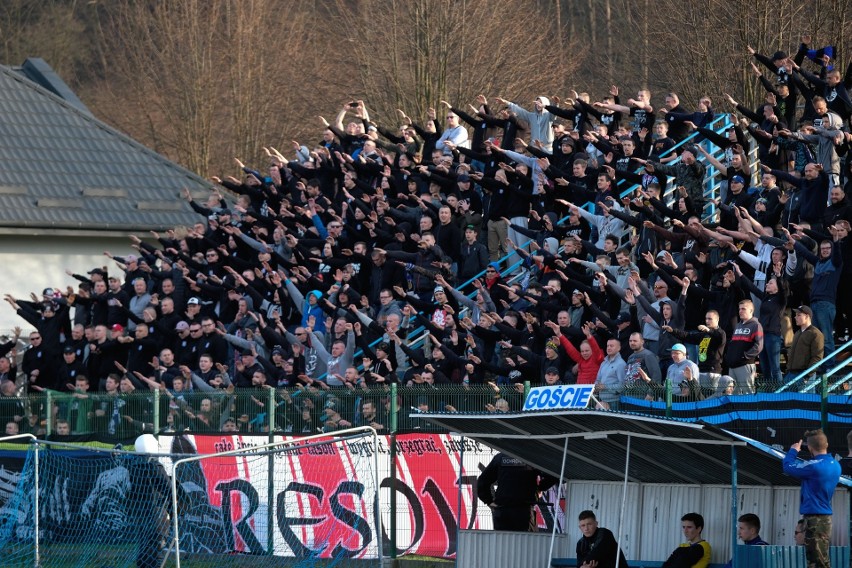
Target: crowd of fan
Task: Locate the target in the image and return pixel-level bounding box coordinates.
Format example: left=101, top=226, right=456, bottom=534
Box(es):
left=0, top=36, right=851, bottom=437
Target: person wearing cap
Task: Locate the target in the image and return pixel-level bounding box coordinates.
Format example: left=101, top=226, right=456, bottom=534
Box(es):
left=184, top=296, right=203, bottom=324
left=786, top=306, right=825, bottom=386
left=542, top=366, right=564, bottom=386
left=232, top=348, right=265, bottom=388
left=170, top=321, right=199, bottom=367
left=55, top=345, right=86, bottom=392
left=718, top=174, right=755, bottom=231
left=666, top=343, right=701, bottom=400
left=749, top=45, right=794, bottom=86
left=254, top=345, right=291, bottom=388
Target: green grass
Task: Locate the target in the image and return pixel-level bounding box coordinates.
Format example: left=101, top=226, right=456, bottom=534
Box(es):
left=2, top=543, right=391, bottom=567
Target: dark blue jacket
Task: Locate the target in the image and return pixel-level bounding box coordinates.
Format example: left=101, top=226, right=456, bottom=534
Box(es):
left=795, top=239, right=843, bottom=303
left=782, top=449, right=842, bottom=515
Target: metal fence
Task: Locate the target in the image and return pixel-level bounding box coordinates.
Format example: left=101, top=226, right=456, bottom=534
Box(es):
left=7, top=381, right=852, bottom=445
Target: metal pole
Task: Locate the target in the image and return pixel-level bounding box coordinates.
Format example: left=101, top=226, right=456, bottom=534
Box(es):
left=548, top=437, right=569, bottom=567
left=665, top=379, right=672, bottom=419
left=455, top=436, right=464, bottom=568
left=731, top=445, right=738, bottom=568
left=45, top=391, right=52, bottom=436
left=616, top=435, right=631, bottom=565
left=266, top=387, right=275, bottom=556
left=390, top=382, right=398, bottom=560
left=33, top=439, right=39, bottom=568
left=372, top=428, right=383, bottom=563
left=820, top=375, right=828, bottom=432
left=171, top=460, right=182, bottom=568
left=152, top=389, right=160, bottom=433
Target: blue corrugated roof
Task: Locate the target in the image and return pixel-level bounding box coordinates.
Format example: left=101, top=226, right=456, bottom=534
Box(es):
left=0, top=61, right=212, bottom=232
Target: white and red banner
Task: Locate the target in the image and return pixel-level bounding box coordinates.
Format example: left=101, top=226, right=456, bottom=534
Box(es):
left=158, top=433, right=566, bottom=559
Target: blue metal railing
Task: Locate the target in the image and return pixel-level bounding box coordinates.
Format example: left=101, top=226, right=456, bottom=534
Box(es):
left=775, top=337, right=852, bottom=393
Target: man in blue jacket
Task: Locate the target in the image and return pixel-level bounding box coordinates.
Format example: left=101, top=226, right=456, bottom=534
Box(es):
left=782, top=429, right=842, bottom=568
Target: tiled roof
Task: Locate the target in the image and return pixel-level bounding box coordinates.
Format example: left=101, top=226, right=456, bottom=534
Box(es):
left=0, top=61, right=212, bottom=232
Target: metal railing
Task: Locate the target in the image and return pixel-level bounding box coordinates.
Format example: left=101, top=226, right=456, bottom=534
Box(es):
left=775, top=337, right=852, bottom=393
left=13, top=374, right=852, bottom=440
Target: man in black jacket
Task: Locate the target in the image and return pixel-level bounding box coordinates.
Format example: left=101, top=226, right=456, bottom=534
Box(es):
left=576, top=510, right=628, bottom=568
left=724, top=300, right=764, bottom=394
left=476, top=452, right=557, bottom=532
left=458, top=225, right=489, bottom=282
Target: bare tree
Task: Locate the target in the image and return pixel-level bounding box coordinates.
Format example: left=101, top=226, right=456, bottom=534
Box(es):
left=329, top=0, right=582, bottom=128
left=0, top=0, right=93, bottom=84
left=87, top=0, right=322, bottom=175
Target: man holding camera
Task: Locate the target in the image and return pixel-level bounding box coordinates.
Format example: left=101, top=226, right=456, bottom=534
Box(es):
left=782, top=429, right=841, bottom=568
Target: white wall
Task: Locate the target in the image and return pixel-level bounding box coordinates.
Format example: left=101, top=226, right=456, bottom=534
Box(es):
left=564, top=480, right=849, bottom=564
left=0, top=234, right=137, bottom=333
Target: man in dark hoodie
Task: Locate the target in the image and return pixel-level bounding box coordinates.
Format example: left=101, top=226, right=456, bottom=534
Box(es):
left=766, top=162, right=830, bottom=231
left=794, top=236, right=843, bottom=366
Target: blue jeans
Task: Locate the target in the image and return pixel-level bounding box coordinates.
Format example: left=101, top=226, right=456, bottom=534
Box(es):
left=759, top=332, right=782, bottom=387
left=811, top=300, right=836, bottom=366
left=686, top=344, right=699, bottom=369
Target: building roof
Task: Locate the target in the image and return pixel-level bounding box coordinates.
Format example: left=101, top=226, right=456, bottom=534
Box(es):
left=416, top=409, right=852, bottom=487
left=0, top=59, right=212, bottom=232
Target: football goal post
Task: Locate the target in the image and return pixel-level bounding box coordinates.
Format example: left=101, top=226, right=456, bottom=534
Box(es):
left=169, top=426, right=383, bottom=568
left=0, top=428, right=382, bottom=568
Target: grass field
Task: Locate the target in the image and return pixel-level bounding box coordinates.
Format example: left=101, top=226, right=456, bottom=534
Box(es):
left=2, top=543, right=440, bottom=567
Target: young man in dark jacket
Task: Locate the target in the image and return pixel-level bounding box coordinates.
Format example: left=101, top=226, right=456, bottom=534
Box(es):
left=724, top=300, right=763, bottom=394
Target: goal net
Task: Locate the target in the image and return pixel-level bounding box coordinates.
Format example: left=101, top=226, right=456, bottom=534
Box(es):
left=0, top=428, right=382, bottom=568
left=169, top=427, right=382, bottom=567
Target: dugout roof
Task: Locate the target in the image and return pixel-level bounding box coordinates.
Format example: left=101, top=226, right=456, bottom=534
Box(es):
left=416, top=409, right=852, bottom=487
